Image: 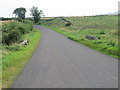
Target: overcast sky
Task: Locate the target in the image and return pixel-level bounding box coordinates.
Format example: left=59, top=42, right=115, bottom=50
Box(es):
left=0, top=0, right=119, bottom=17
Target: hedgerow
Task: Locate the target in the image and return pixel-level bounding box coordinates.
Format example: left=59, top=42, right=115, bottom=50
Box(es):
left=2, top=20, right=33, bottom=45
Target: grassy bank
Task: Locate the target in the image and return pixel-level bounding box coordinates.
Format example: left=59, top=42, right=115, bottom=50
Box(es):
left=2, top=27, right=41, bottom=88
left=40, top=15, right=119, bottom=59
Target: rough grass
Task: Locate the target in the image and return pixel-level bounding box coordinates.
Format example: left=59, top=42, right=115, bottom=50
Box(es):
left=40, top=15, right=119, bottom=59
left=2, top=28, right=41, bottom=88
left=0, top=20, right=15, bottom=24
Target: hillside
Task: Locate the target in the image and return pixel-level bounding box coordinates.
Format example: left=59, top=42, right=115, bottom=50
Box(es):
left=40, top=15, right=119, bottom=58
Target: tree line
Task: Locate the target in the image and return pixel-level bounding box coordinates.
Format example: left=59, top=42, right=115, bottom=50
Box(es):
left=13, top=6, right=45, bottom=23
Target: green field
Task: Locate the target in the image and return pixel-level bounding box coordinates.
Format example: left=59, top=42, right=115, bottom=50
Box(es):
left=40, top=15, right=119, bottom=58
left=2, top=21, right=41, bottom=88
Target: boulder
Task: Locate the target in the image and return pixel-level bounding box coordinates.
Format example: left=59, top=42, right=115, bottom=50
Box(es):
left=85, top=35, right=97, bottom=40
left=19, top=39, right=28, bottom=46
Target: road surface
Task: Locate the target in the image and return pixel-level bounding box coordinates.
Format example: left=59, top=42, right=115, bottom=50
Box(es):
left=12, top=25, right=118, bottom=88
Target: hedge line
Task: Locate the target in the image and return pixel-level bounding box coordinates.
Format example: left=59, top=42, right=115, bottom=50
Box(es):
left=2, top=20, right=33, bottom=45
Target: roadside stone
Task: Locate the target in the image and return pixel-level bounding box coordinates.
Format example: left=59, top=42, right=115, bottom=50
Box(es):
left=19, top=39, right=28, bottom=46
left=85, top=35, right=97, bottom=40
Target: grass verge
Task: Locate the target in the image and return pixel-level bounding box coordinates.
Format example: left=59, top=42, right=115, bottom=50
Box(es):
left=2, top=28, right=41, bottom=88
left=42, top=24, right=119, bottom=59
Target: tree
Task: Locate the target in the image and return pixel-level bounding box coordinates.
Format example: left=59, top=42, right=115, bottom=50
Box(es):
left=40, top=10, right=45, bottom=17
left=13, top=7, right=26, bottom=19
left=30, top=6, right=42, bottom=23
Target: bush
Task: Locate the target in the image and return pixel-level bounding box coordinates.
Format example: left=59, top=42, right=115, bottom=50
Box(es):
left=16, top=22, right=33, bottom=34
left=17, top=18, right=23, bottom=22
left=2, top=31, right=21, bottom=45
left=2, top=20, right=33, bottom=45
left=107, top=41, right=116, bottom=47
left=17, top=24, right=29, bottom=34
left=2, top=22, right=17, bottom=33
left=8, top=30, right=21, bottom=43
left=23, top=20, right=33, bottom=24
left=65, top=22, right=72, bottom=26
left=2, top=34, right=10, bottom=45
left=99, top=32, right=105, bottom=34
left=23, top=20, right=33, bottom=30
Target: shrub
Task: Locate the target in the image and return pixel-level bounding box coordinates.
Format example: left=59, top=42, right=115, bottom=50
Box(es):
left=2, top=34, right=10, bottom=45
left=17, top=24, right=27, bottom=34
left=107, top=41, right=116, bottom=47
left=8, top=30, right=21, bottom=43
left=96, top=36, right=101, bottom=39
left=2, top=20, right=33, bottom=45
left=99, top=32, right=105, bottom=34
left=17, top=18, right=23, bottom=22
left=2, top=23, right=14, bottom=33
left=65, top=22, right=72, bottom=26
left=16, top=23, right=32, bottom=34
left=23, top=20, right=33, bottom=31
left=2, top=30, right=20, bottom=45
left=23, top=20, right=33, bottom=24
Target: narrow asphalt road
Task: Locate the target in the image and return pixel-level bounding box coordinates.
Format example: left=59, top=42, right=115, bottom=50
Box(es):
left=12, top=25, right=118, bottom=88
